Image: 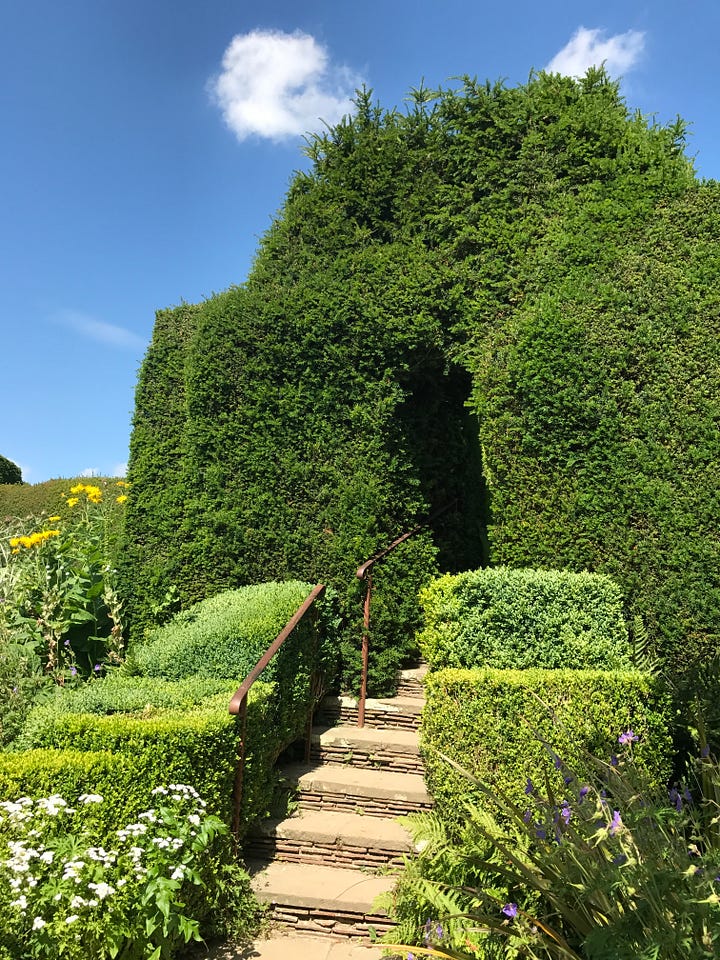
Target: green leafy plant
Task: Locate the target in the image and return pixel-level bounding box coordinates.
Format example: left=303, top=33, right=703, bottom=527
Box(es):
left=1, top=480, right=128, bottom=684
left=421, top=667, right=671, bottom=818
left=386, top=734, right=720, bottom=959
left=0, top=784, right=240, bottom=960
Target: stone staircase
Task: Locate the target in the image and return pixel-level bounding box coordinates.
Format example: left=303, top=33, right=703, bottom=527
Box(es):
left=242, top=664, right=429, bottom=957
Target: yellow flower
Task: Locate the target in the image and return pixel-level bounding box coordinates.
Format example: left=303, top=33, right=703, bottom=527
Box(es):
left=67, top=497, right=79, bottom=508
left=116, top=494, right=128, bottom=504
left=11, top=548, right=19, bottom=555
left=70, top=484, right=85, bottom=495
left=48, top=516, right=61, bottom=522
left=9, top=537, right=21, bottom=548
left=116, top=480, right=129, bottom=488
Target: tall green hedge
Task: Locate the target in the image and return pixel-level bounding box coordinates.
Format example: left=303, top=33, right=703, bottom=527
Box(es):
left=475, top=184, right=720, bottom=681
left=418, top=567, right=631, bottom=670
left=121, top=69, right=715, bottom=691
left=421, top=667, right=672, bottom=819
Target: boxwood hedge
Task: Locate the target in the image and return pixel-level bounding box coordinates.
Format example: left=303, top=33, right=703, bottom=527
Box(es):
left=421, top=667, right=671, bottom=819
left=418, top=567, right=631, bottom=671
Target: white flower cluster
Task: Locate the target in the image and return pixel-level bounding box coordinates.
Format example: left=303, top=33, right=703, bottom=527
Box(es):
left=0, top=783, right=216, bottom=940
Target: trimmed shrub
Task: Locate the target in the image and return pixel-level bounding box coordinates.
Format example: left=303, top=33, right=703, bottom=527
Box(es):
left=418, top=567, right=631, bottom=671
left=421, top=667, right=671, bottom=818
left=129, top=581, right=328, bottom=681
left=0, top=456, right=21, bottom=485
left=16, top=681, right=306, bottom=837
left=19, top=701, right=237, bottom=822
left=0, top=748, right=145, bottom=838
left=15, top=675, right=238, bottom=749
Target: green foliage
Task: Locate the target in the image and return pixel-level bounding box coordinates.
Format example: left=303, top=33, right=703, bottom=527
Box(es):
left=128, top=581, right=326, bottom=681
left=0, top=784, right=247, bottom=960
left=17, top=703, right=237, bottom=823
left=418, top=567, right=630, bottom=671
left=421, top=668, right=671, bottom=817
left=475, top=183, right=720, bottom=687
left=0, top=456, right=21, bottom=486
left=386, top=739, right=720, bottom=960
left=0, top=749, right=143, bottom=836
left=0, top=481, right=127, bottom=684
left=14, top=674, right=237, bottom=749
left=121, top=69, right=711, bottom=694
left=15, top=576, right=338, bottom=834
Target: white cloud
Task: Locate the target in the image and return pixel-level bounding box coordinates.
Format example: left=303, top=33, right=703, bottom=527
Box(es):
left=55, top=310, right=146, bottom=351
left=546, top=27, right=645, bottom=77
left=112, top=462, right=128, bottom=478
left=209, top=29, right=362, bottom=142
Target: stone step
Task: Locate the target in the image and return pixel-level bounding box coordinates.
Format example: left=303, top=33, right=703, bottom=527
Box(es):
left=282, top=762, right=433, bottom=818
left=310, top=724, right=423, bottom=774
left=395, top=665, right=428, bottom=699
left=245, top=809, right=413, bottom=869
left=249, top=860, right=396, bottom=940
left=195, top=934, right=400, bottom=959
left=318, top=695, right=423, bottom=731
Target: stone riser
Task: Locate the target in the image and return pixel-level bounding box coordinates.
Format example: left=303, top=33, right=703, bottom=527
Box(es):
left=318, top=707, right=420, bottom=731
left=270, top=904, right=395, bottom=940
left=245, top=837, right=405, bottom=869
left=310, top=744, right=423, bottom=774
left=395, top=680, right=424, bottom=698
left=297, top=792, right=432, bottom=818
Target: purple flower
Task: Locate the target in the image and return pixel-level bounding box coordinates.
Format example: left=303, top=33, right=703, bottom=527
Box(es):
left=560, top=803, right=572, bottom=826
left=93, top=664, right=102, bottom=672
left=579, top=785, right=590, bottom=803
left=523, top=809, right=532, bottom=823
left=435, top=923, right=443, bottom=940
left=502, top=903, right=518, bottom=919
left=564, top=775, right=573, bottom=786
left=553, top=754, right=563, bottom=771
left=702, top=745, right=711, bottom=759
left=618, top=730, right=639, bottom=746
left=70, top=667, right=77, bottom=676
left=669, top=787, right=683, bottom=812
left=525, top=778, right=535, bottom=795
left=610, top=754, right=619, bottom=767
left=612, top=853, right=628, bottom=866
left=609, top=810, right=623, bottom=836
left=535, top=827, right=547, bottom=840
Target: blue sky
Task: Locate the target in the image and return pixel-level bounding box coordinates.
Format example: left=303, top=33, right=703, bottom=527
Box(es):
left=3, top=0, right=719, bottom=483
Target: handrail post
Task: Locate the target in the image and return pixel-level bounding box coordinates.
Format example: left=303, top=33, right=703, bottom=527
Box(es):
left=358, top=570, right=372, bottom=728
left=228, top=584, right=326, bottom=844
left=231, top=695, right=248, bottom=843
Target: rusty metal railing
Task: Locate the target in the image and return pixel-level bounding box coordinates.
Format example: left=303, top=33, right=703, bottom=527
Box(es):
left=355, top=503, right=455, bottom=727
left=228, top=583, right=326, bottom=841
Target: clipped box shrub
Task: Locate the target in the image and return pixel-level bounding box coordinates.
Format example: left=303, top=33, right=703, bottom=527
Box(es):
left=129, top=580, right=333, bottom=682
left=0, top=748, right=145, bottom=838
left=421, top=667, right=671, bottom=818
left=18, top=700, right=237, bottom=823
left=418, top=567, right=631, bottom=671
left=15, top=675, right=238, bottom=751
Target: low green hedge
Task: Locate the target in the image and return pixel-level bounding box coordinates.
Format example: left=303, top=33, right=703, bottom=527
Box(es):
left=129, top=580, right=334, bottom=683
left=418, top=567, right=631, bottom=670
left=0, top=748, right=142, bottom=837
left=18, top=698, right=237, bottom=822
left=15, top=675, right=238, bottom=748
left=421, top=668, right=672, bottom=818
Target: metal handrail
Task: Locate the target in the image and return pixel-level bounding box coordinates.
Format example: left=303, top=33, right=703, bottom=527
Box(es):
left=355, top=502, right=455, bottom=727
left=228, top=583, right=326, bottom=840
